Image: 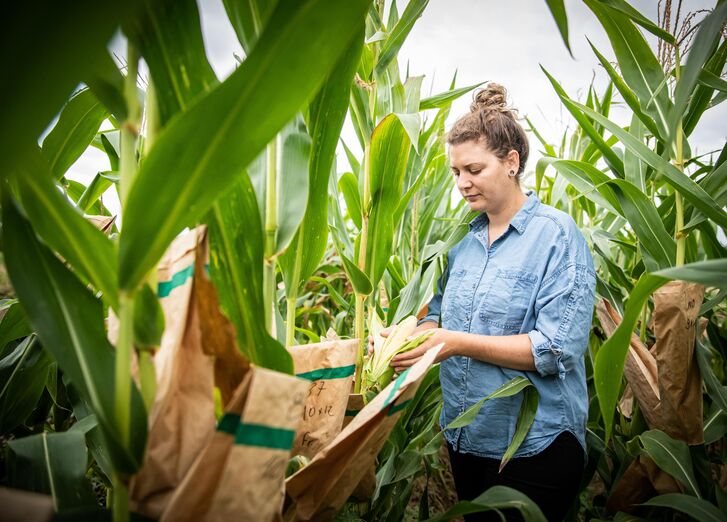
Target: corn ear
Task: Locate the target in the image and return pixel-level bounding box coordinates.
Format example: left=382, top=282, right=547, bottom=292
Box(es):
left=361, top=316, right=434, bottom=401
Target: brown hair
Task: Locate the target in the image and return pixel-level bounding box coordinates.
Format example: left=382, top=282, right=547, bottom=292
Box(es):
left=447, top=83, right=529, bottom=182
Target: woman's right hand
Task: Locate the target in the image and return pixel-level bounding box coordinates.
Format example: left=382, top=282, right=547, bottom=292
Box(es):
left=367, top=326, right=392, bottom=355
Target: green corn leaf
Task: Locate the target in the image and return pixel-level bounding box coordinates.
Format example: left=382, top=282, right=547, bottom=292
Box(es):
left=41, top=88, right=108, bottom=179
left=540, top=66, right=625, bottom=177
left=0, top=0, right=140, bottom=175
left=339, top=171, right=363, bottom=229
left=667, top=2, right=727, bottom=150
left=376, top=0, right=429, bottom=75
left=696, top=337, right=727, bottom=413
left=274, top=117, right=312, bottom=254
left=0, top=336, right=53, bottom=433
left=77, top=172, right=115, bottom=213
left=656, top=258, right=727, bottom=288
left=587, top=39, right=661, bottom=141
left=684, top=39, right=727, bottom=136
left=0, top=301, right=32, bottom=354
left=638, top=430, right=702, bottom=498
left=392, top=260, right=437, bottom=325
left=133, top=284, right=165, bottom=349
left=366, top=113, right=413, bottom=289
left=419, top=82, right=485, bottom=111
left=279, top=32, right=364, bottom=297
left=248, top=118, right=312, bottom=255
left=84, top=50, right=128, bottom=121
left=499, top=385, right=539, bottom=472
left=124, top=0, right=218, bottom=125
left=642, top=493, right=725, bottom=522
left=13, top=151, right=119, bottom=310
left=606, top=179, right=676, bottom=270
left=544, top=0, right=572, bottom=57
left=698, top=68, right=727, bottom=93
left=704, top=406, right=727, bottom=445
left=7, top=431, right=96, bottom=511
left=119, top=0, right=371, bottom=292
left=339, top=249, right=373, bottom=297
left=207, top=176, right=293, bottom=373
left=223, top=0, right=280, bottom=55
left=584, top=0, right=672, bottom=138
left=424, top=485, right=547, bottom=522
left=3, top=196, right=147, bottom=474
left=540, top=158, right=622, bottom=216
left=623, top=114, right=648, bottom=192
left=445, top=377, right=533, bottom=430
left=597, top=0, right=676, bottom=44
left=571, top=101, right=727, bottom=229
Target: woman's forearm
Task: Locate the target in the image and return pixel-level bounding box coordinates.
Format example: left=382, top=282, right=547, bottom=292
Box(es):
left=446, top=331, right=536, bottom=372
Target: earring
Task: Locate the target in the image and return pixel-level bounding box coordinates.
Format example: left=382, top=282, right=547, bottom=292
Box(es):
left=508, top=170, right=516, bottom=177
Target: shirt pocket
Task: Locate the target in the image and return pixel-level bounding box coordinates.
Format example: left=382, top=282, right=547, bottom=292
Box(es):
left=441, top=268, right=466, bottom=319
left=479, top=268, right=537, bottom=334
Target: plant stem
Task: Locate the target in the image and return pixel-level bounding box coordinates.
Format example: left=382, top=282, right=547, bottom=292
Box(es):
left=120, top=44, right=140, bottom=206
left=137, top=78, right=159, bottom=412
left=112, top=474, right=129, bottom=522
left=672, top=46, right=686, bottom=267
left=353, top=294, right=366, bottom=393
left=115, top=41, right=139, bottom=522
left=263, top=137, right=279, bottom=337
left=285, top=232, right=305, bottom=346
left=353, top=142, right=372, bottom=393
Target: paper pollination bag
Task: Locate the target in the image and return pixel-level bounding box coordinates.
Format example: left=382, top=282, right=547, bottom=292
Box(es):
left=128, top=227, right=216, bottom=519
left=162, top=367, right=309, bottom=522
left=653, top=281, right=704, bottom=445
left=285, top=344, right=444, bottom=522
left=128, top=226, right=249, bottom=519
left=288, top=339, right=358, bottom=459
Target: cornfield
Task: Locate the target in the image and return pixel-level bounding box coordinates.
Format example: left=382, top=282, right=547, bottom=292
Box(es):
left=1, top=0, right=726, bottom=521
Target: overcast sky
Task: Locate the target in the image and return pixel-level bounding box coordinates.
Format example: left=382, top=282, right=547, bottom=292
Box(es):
left=69, top=0, right=725, bottom=214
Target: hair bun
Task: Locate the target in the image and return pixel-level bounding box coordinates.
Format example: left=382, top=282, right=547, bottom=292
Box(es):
left=470, top=83, right=509, bottom=113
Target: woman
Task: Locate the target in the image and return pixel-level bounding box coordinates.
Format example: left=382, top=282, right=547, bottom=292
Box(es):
left=386, top=84, right=596, bottom=521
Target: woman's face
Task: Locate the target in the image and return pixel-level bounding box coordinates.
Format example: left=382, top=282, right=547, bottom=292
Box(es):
left=449, top=140, right=519, bottom=215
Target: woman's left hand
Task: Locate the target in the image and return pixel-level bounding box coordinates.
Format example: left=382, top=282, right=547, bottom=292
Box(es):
left=390, top=328, right=454, bottom=373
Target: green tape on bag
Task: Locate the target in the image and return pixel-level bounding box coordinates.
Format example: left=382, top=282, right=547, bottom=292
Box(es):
left=157, top=263, right=211, bottom=297
left=217, top=413, right=241, bottom=434
left=158, top=264, right=194, bottom=297
left=235, top=422, right=296, bottom=450
left=383, top=368, right=410, bottom=409
left=296, top=364, right=356, bottom=381
left=387, top=399, right=411, bottom=416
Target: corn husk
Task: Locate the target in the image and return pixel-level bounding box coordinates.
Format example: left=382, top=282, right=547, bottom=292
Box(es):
left=360, top=315, right=434, bottom=401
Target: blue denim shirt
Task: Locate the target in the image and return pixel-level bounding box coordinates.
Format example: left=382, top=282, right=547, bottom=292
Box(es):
left=422, top=192, right=596, bottom=459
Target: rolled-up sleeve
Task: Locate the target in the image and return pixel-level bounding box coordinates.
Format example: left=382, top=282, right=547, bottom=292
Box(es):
left=528, top=259, right=596, bottom=379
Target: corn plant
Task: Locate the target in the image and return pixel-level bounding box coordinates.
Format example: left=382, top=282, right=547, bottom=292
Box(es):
left=2, top=0, right=371, bottom=519
left=538, top=1, right=727, bottom=519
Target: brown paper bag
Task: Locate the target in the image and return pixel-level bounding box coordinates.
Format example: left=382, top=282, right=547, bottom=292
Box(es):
left=653, top=281, right=704, bottom=445
left=606, top=455, right=681, bottom=513
left=342, top=393, right=365, bottom=430
left=285, top=344, right=444, bottom=521
left=128, top=226, right=249, bottom=518
left=288, top=339, right=358, bottom=459
left=85, top=214, right=116, bottom=234
left=162, top=367, right=308, bottom=522
left=596, top=300, right=660, bottom=428
left=128, top=228, right=217, bottom=519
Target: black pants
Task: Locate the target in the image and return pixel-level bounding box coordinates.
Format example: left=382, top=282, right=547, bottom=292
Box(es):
left=447, top=431, right=584, bottom=522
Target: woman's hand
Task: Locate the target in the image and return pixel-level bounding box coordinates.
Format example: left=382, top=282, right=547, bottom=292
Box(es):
left=390, top=328, right=454, bottom=373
